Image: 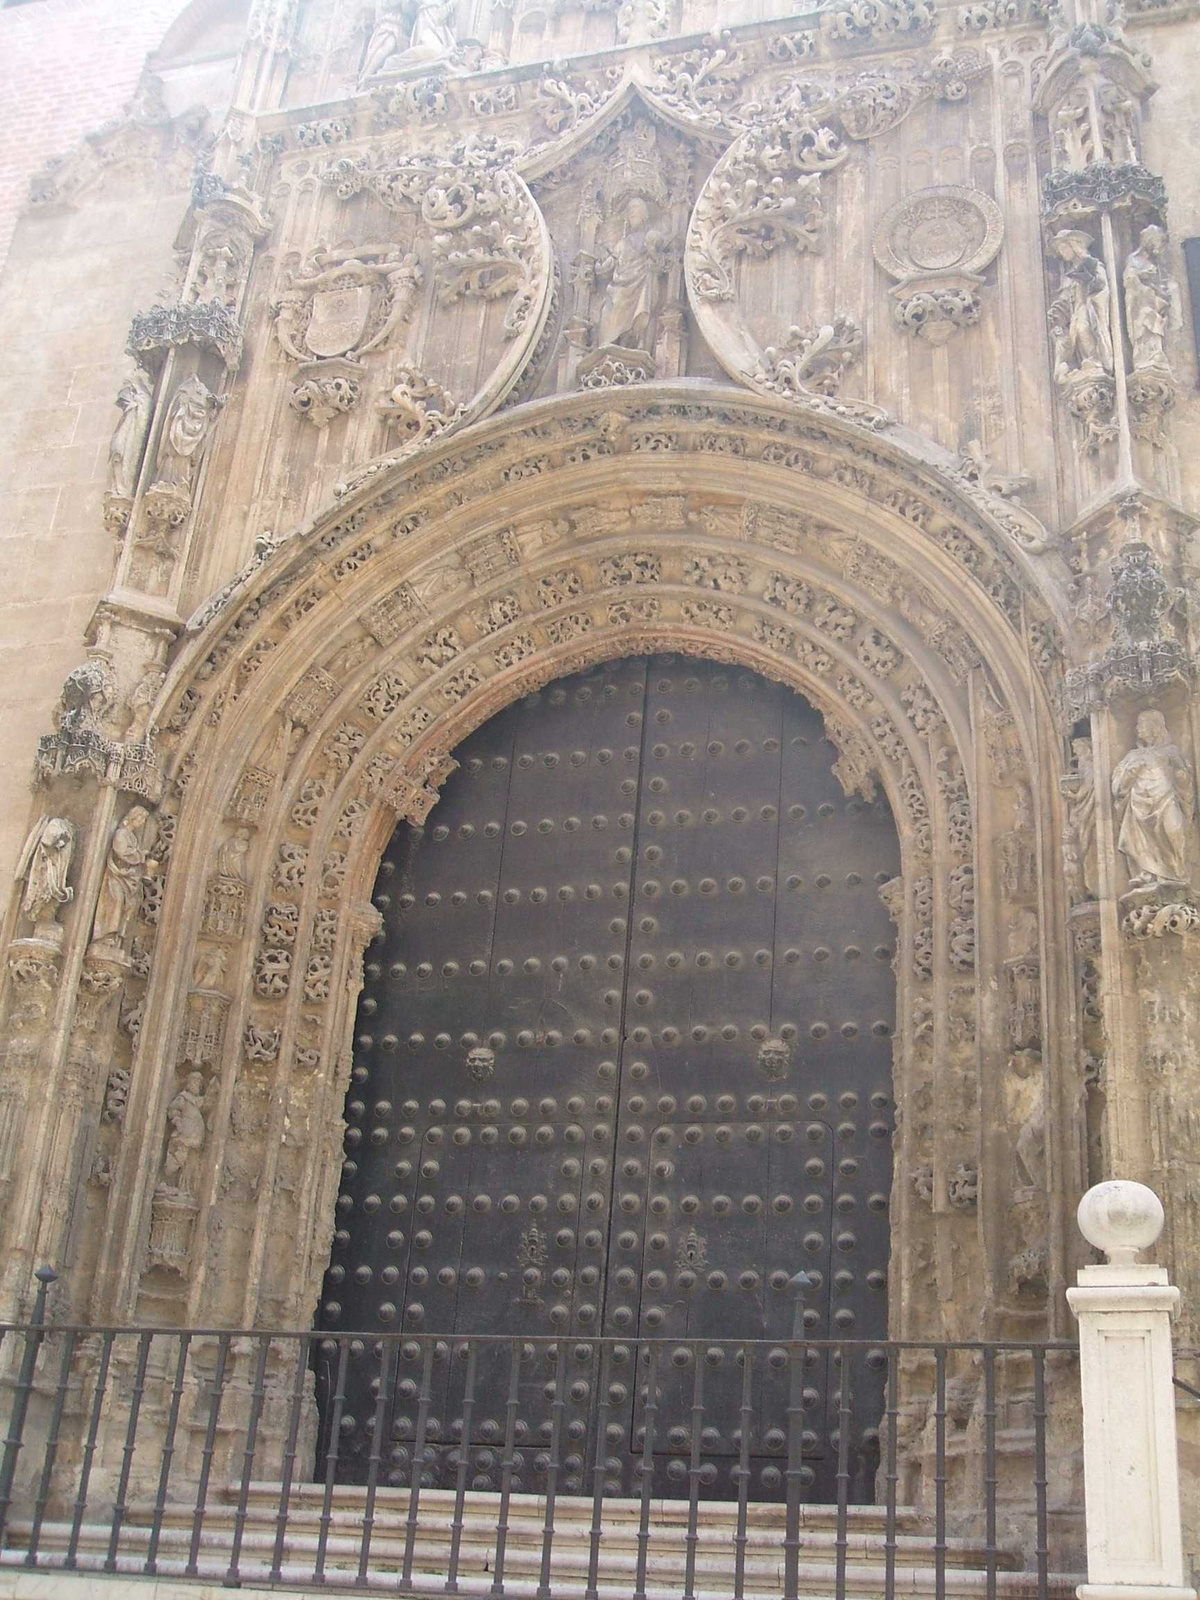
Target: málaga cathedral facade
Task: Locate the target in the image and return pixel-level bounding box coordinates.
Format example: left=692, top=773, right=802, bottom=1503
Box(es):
left=1, top=0, right=1200, bottom=1588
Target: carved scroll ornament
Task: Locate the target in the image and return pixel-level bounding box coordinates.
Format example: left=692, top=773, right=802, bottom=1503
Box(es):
left=317, top=138, right=553, bottom=469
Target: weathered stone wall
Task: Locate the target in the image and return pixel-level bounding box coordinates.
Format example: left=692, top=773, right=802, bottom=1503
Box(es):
left=0, top=0, right=203, bottom=271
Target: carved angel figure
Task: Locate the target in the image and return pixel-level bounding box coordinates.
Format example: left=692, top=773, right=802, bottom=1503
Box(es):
left=1060, top=736, right=1099, bottom=900
left=1111, top=710, right=1194, bottom=888
left=1048, top=229, right=1113, bottom=381
left=361, top=0, right=455, bottom=78
left=91, top=806, right=154, bottom=953
left=162, top=1070, right=216, bottom=1195
left=1123, top=225, right=1180, bottom=376
left=151, top=375, right=221, bottom=496
left=595, top=196, right=670, bottom=354
left=18, top=816, right=76, bottom=930
left=106, top=369, right=154, bottom=500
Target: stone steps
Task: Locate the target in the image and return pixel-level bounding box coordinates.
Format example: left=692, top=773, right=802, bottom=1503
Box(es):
left=4, top=1485, right=1084, bottom=1599
left=150, top=1482, right=1017, bottom=1568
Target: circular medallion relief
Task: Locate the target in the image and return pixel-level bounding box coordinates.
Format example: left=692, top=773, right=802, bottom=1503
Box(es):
left=873, top=186, right=1004, bottom=282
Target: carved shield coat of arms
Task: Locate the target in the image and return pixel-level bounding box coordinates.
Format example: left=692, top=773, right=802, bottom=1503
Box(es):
left=305, top=285, right=374, bottom=358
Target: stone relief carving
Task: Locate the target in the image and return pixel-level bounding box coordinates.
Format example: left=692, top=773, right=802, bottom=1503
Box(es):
left=1063, top=540, right=1190, bottom=717
left=1061, top=736, right=1099, bottom=900
left=16, top=818, right=77, bottom=945
left=377, top=365, right=466, bottom=445
left=274, top=245, right=423, bottom=368
left=89, top=808, right=156, bottom=960
left=752, top=316, right=864, bottom=399
left=128, top=300, right=242, bottom=373
left=1122, top=224, right=1181, bottom=440
left=361, top=0, right=457, bottom=79
left=142, top=374, right=223, bottom=547
left=531, top=64, right=623, bottom=138
left=948, top=1161, right=979, bottom=1208
left=104, top=369, right=155, bottom=532
left=683, top=67, right=973, bottom=420
left=1047, top=228, right=1115, bottom=449
left=1112, top=710, right=1193, bottom=890
left=319, top=138, right=553, bottom=472
left=161, top=1070, right=218, bottom=1196
left=825, top=0, right=936, bottom=42
left=874, top=185, right=1003, bottom=343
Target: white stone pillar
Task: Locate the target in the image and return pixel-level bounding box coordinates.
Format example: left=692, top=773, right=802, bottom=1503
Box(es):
left=1069, top=1180, right=1197, bottom=1600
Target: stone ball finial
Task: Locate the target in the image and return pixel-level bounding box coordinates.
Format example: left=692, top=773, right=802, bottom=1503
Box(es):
left=1077, top=1179, right=1164, bottom=1266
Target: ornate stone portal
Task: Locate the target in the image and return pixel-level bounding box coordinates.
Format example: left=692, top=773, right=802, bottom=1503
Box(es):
left=2, top=0, right=1200, bottom=1565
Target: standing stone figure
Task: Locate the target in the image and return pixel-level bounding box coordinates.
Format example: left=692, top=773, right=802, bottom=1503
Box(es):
left=162, top=1070, right=212, bottom=1195
left=1061, top=736, right=1099, bottom=899
left=106, top=369, right=154, bottom=500
left=1123, top=225, right=1180, bottom=376
left=90, top=806, right=154, bottom=953
left=361, top=0, right=455, bottom=77
left=17, top=816, right=77, bottom=932
left=1111, top=710, right=1194, bottom=888
left=596, top=196, right=669, bottom=354
left=1048, top=229, right=1114, bottom=380
left=151, top=375, right=221, bottom=499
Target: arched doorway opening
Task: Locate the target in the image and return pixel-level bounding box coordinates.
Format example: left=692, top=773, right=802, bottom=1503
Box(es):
left=316, top=653, right=900, bottom=1501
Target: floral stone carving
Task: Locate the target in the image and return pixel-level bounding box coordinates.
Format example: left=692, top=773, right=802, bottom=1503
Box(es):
left=318, top=137, right=553, bottom=462
left=874, top=186, right=1004, bottom=344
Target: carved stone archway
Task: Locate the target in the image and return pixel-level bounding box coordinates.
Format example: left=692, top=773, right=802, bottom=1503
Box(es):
left=32, top=383, right=1071, bottom=1370
left=0, top=387, right=1081, bottom=1392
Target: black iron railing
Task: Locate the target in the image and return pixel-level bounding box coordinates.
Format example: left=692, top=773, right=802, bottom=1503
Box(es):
left=0, top=1302, right=1081, bottom=1597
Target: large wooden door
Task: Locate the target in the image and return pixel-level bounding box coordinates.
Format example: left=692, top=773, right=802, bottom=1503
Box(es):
left=317, top=655, right=899, bottom=1501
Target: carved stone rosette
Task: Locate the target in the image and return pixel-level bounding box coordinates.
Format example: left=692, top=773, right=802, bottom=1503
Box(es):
left=874, top=186, right=1004, bottom=344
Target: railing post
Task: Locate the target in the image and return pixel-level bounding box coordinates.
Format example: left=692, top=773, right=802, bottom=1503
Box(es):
left=0, top=1265, right=56, bottom=1546
left=1069, top=1180, right=1196, bottom=1600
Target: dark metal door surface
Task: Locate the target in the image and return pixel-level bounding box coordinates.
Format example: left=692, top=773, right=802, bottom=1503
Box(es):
left=317, top=656, right=899, bottom=1502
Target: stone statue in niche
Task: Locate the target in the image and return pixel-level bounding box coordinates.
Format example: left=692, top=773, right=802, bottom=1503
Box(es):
left=145, top=374, right=222, bottom=528
left=106, top=369, right=154, bottom=501
left=161, top=1069, right=217, bottom=1196
left=89, top=806, right=156, bottom=957
left=1052, top=90, right=1092, bottom=170
left=1060, top=736, right=1099, bottom=900
left=1123, top=225, right=1180, bottom=377
left=1048, top=230, right=1113, bottom=382
left=17, top=816, right=77, bottom=940
left=361, top=0, right=455, bottom=78
left=595, top=195, right=670, bottom=355
left=1098, top=86, right=1139, bottom=165
left=1112, top=709, right=1194, bottom=888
